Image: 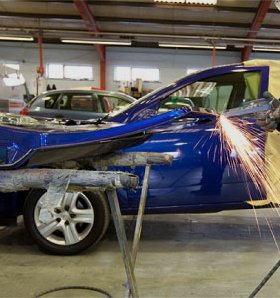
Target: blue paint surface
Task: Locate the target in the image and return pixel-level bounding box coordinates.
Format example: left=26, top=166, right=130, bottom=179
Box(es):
left=0, top=62, right=271, bottom=217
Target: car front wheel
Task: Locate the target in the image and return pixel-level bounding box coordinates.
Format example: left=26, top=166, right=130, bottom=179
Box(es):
left=23, top=189, right=110, bottom=255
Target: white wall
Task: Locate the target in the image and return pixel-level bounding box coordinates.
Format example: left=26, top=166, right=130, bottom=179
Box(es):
left=106, top=47, right=240, bottom=91
left=1, top=41, right=280, bottom=97
left=0, top=42, right=99, bottom=96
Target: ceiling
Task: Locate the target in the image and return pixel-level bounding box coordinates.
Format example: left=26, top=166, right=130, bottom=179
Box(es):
left=0, top=0, right=280, bottom=60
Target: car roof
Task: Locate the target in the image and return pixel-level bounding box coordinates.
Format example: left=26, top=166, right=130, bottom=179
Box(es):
left=39, top=89, right=135, bottom=101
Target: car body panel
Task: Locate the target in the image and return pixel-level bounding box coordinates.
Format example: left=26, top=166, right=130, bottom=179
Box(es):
left=110, top=60, right=276, bottom=212
left=1, top=60, right=280, bottom=221
left=0, top=108, right=189, bottom=169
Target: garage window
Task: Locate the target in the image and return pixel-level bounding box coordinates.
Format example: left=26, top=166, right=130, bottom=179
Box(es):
left=47, top=64, right=64, bottom=79
left=114, top=66, right=160, bottom=82
left=64, top=65, right=93, bottom=80
left=46, top=64, right=93, bottom=80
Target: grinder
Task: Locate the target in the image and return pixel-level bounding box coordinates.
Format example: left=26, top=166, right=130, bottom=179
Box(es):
left=222, top=92, right=280, bottom=119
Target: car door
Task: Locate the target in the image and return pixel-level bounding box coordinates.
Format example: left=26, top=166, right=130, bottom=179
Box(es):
left=121, top=66, right=269, bottom=212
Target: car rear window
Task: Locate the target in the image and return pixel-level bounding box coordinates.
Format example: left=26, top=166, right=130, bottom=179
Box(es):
left=59, top=93, right=109, bottom=113
left=70, top=95, right=95, bottom=111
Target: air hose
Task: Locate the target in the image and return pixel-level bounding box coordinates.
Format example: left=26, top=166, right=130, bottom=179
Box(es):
left=35, top=285, right=112, bottom=298
left=248, top=259, right=280, bottom=298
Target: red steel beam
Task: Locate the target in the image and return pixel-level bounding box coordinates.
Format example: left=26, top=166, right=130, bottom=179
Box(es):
left=74, top=0, right=105, bottom=61
left=241, top=0, right=272, bottom=61
left=37, top=32, right=45, bottom=76
left=74, top=0, right=106, bottom=89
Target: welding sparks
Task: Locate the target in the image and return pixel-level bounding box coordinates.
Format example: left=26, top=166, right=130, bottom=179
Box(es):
left=217, top=115, right=266, bottom=192
left=216, top=115, right=280, bottom=203
left=214, top=114, right=280, bottom=250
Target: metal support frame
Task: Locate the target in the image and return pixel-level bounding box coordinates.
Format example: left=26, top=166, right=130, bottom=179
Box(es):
left=0, top=152, right=172, bottom=298
left=106, top=189, right=139, bottom=298
left=107, top=164, right=152, bottom=298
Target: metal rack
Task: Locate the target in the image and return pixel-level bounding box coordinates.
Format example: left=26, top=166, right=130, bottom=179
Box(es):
left=0, top=151, right=172, bottom=298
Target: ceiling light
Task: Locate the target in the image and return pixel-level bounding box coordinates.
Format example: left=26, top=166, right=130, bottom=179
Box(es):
left=253, top=46, right=280, bottom=52
left=154, top=0, right=185, bottom=3
left=61, top=38, right=131, bottom=46
left=159, top=43, right=226, bottom=49
left=0, top=36, right=34, bottom=41
left=154, top=0, right=217, bottom=5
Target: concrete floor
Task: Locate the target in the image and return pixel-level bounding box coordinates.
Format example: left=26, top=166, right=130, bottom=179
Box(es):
left=0, top=208, right=280, bottom=298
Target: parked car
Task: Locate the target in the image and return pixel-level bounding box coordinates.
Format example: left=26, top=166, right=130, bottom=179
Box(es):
left=20, top=89, right=135, bottom=120
left=1, top=59, right=280, bottom=254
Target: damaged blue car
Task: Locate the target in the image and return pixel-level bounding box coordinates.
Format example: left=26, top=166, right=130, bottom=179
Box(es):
left=0, top=59, right=279, bottom=254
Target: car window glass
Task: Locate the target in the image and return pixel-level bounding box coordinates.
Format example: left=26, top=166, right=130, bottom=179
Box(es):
left=70, top=95, right=95, bottom=112
left=30, top=93, right=60, bottom=109
left=59, top=95, right=70, bottom=110
left=158, top=71, right=261, bottom=114
left=99, top=95, right=130, bottom=112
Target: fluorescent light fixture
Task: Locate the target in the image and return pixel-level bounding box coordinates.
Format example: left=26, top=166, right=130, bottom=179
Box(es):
left=154, top=0, right=217, bottom=4
left=159, top=43, right=226, bottom=49
left=253, top=46, right=280, bottom=52
left=155, top=0, right=185, bottom=3
left=61, top=38, right=131, bottom=46
left=0, top=36, right=33, bottom=41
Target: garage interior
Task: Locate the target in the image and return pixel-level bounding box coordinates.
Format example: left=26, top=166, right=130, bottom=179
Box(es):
left=1, top=1, right=280, bottom=297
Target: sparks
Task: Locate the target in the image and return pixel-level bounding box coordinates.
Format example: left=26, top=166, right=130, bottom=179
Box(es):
left=214, top=115, right=280, bottom=252
left=216, top=115, right=280, bottom=203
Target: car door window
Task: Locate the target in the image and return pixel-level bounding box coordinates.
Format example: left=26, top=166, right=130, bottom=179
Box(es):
left=98, top=95, right=130, bottom=112
left=70, top=95, right=95, bottom=112
left=58, top=95, right=70, bottom=110
left=159, top=71, right=261, bottom=114
left=56, top=93, right=105, bottom=113
left=29, top=93, right=60, bottom=109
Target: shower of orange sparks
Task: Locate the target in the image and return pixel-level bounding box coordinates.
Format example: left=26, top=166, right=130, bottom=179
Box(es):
left=214, top=115, right=280, bottom=251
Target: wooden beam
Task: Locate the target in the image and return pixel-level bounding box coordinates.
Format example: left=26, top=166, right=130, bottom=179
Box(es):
left=241, top=0, right=272, bottom=61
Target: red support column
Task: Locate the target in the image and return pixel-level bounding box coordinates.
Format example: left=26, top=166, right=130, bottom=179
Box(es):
left=241, top=0, right=272, bottom=61
left=37, top=32, right=44, bottom=76
left=100, top=48, right=106, bottom=90
left=74, top=0, right=106, bottom=89
left=212, top=47, right=216, bottom=66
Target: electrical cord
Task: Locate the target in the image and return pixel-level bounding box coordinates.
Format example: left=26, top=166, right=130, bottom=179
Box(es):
left=34, top=285, right=112, bottom=298
left=248, top=259, right=280, bottom=298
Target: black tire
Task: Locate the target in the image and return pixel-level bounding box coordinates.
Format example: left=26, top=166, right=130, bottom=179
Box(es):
left=23, top=189, right=110, bottom=255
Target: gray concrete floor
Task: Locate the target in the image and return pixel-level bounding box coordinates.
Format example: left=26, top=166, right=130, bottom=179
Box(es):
left=0, top=209, right=280, bottom=298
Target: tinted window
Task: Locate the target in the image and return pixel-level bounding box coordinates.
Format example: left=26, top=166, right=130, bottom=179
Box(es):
left=159, top=71, right=261, bottom=114
left=57, top=93, right=108, bottom=113
left=98, top=95, right=130, bottom=111
left=70, top=95, right=95, bottom=111
left=29, top=93, right=60, bottom=109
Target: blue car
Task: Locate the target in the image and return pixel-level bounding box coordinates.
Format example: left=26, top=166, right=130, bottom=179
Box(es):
left=1, top=59, right=280, bottom=254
